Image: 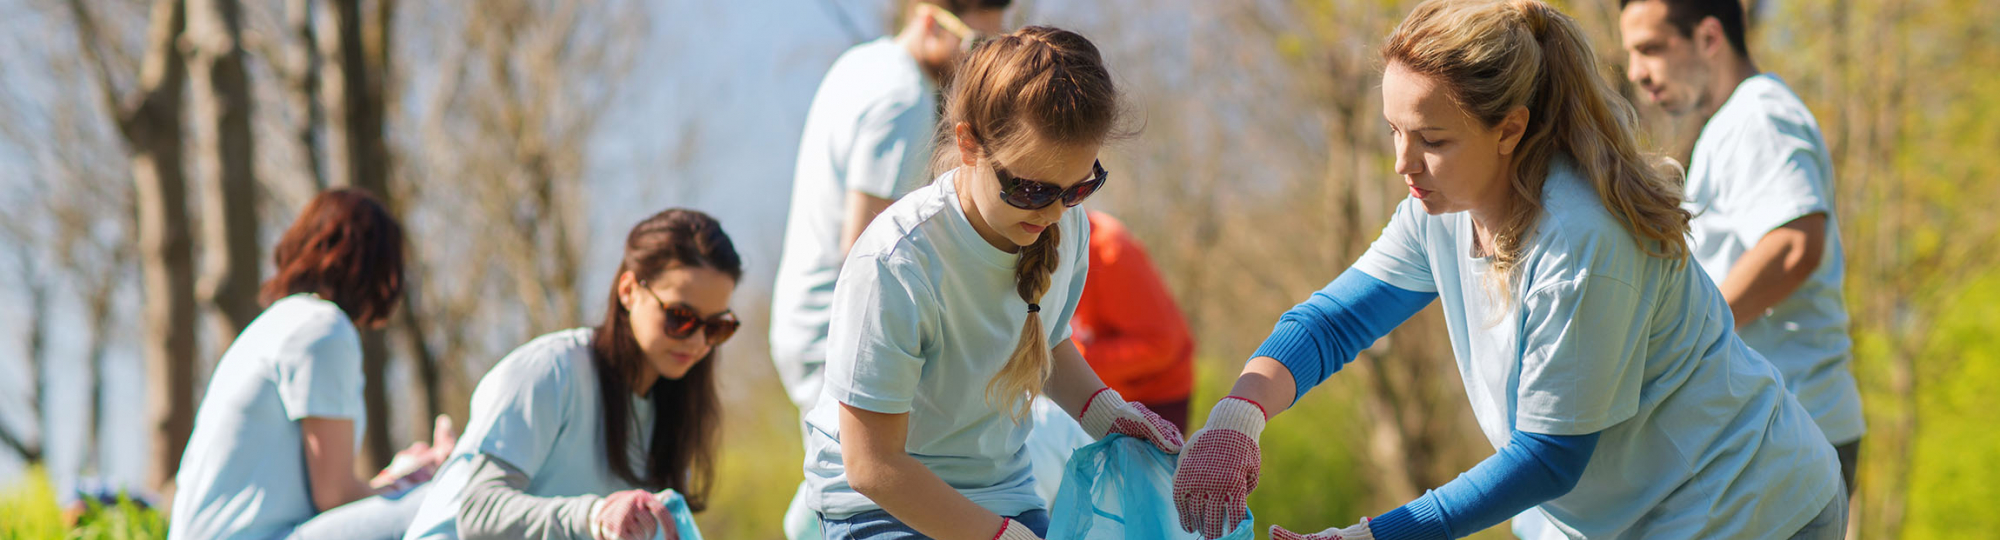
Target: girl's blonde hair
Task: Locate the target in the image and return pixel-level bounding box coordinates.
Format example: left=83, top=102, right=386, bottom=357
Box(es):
left=1383, top=0, right=1692, bottom=291
left=932, top=26, right=1121, bottom=421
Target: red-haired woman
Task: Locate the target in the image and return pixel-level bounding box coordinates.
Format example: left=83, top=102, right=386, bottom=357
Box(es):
left=170, top=188, right=453, bottom=540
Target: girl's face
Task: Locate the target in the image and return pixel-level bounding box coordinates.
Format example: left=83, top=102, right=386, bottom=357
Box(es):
left=618, top=265, right=737, bottom=382
left=953, top=123, right=1103, bottom=252
left=1380, top=62, right=1528, bottom=220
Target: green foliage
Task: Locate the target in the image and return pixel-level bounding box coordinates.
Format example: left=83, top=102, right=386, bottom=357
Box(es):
left=1, top=468, right=168, bottom=540
left=1902, top=274, right=2000, bottom=538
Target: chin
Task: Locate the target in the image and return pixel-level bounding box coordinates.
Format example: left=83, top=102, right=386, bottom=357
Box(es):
left=1418, top=198, right=1452, bottom=215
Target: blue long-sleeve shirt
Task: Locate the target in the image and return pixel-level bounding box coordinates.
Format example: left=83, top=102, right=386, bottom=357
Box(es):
left=1252, top=269, right=1599, bottom=539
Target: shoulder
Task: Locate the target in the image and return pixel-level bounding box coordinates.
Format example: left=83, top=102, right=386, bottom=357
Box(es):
left=850, top=178, right=951, bottom=259
left=825, top=38, right=928, bottom=116
left=265, top=295, right=362, bottom=360
left=1701, top=75, right=1823, bottom=151
left=480, top=328, right=597, bottom=402
left=1531, top=159, right=1649, bottom=277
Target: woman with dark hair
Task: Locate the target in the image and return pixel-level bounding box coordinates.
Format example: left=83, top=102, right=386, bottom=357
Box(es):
left=403, top=208, right=739, bottom=540
left=170, top=188, right=452, bottom=540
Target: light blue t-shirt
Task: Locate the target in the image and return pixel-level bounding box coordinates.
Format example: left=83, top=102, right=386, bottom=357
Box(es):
left=1352, top=158, right=1840, bottom=539
left=169, top=294, right=367, bottom=540
left=1686, top=74, right=1864, bottom=444
left=404, top=328, right=654, bottom=540
left=803, top=170, right=1090, bottom=519
left=770, top=36, right=939, bottom=410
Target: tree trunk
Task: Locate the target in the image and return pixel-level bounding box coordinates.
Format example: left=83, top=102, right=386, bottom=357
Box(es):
left=322, top=0, right=396, bottom=469
left=187, top=0, right=262, bottom=351
left=95, top=0, right=199, bottom=492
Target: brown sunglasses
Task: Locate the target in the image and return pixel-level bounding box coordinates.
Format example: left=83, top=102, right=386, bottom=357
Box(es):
left=635, top=282, right=739, bottom=346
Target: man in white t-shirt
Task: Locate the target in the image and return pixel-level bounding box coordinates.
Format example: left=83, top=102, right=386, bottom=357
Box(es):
left=770, top=2, right=1008, bottom=538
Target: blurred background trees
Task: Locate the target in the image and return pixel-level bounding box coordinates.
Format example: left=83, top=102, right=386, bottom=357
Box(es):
left=2, top=0, right=1996, bottom=538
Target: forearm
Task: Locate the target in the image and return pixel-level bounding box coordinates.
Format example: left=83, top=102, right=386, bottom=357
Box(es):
left=1046, top=339, right=1111, bottom=418
left=851, top=452, right=1008, bottom=540
left=1226, top=357, right=1297, bottom=418
left=456, top=455, right=598, bottom=540
left=1369, top=430, right=1598, bottom=540
left=1719, top=215, right=1825, bottom=328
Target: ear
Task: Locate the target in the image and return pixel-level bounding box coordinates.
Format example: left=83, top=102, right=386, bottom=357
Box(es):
left=954, top=122, right=980, bottom=167
left=615, top=271, right=637, bottom=310
left=1695, top=16, right=1727, bottom=59
left=1497, top=106, right=1531, bottom=156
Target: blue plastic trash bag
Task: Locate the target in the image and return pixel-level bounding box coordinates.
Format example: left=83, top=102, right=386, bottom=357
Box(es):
left=1046, top=435, right=1254, bottom=540
left=656, top=489, right=705, bottom=540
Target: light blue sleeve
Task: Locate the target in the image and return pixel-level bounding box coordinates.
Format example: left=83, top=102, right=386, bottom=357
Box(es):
left=1046, top=213, right=1091, bottom=347
left=1352, top=197, right=1438, bottom=293
left=1369, top=430, right=1601, bottom=540
left=1514, top=270, right=1648, bottom=435
left=1252, top=269, right=1435, bottom=403
left=461, top=351, right=574, bottom=479
left=824, top=253, right=938, bottom=415
left=272, top=310, right=366, bottom=421
left=846, top=97, right=932, bottom=200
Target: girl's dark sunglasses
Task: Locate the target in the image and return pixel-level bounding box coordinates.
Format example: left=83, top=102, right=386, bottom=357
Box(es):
left=636, top=283, right=739, bottom=346
left=993, top=160, right=1109, bottom=210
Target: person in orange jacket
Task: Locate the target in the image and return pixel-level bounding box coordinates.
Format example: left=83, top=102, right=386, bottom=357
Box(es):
left=1071, top=210, right=1196, bottom=431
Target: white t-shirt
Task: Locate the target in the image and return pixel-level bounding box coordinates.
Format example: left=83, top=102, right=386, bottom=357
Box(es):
left=1352, top=158, right=1840, bottom=539
left=1686, top=74, right=1864, bottom=444
left=770, top=36, right=939, bottom=411
left=170, top=294, right=367, bottom=540
left=803, top=170, right=1090, bottom=520
left=404, top=328, right=655, bottom=539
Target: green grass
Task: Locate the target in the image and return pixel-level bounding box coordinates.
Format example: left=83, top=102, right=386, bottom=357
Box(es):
left=1, top=467, right=167, bottom=540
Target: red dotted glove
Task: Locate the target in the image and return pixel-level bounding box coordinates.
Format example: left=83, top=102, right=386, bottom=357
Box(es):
left=994, top=517, right=1044, bottom=540
left=1271, top=517, right=1374, bottom=540
left=1172, top=397, right=1268, bottom=539
left=590, top=489, right=675, bottom=540
left=1079, top=388, right=1185, bottom=454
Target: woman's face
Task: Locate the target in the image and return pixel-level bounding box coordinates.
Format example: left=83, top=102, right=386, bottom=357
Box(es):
left=954, top=123, right=1102, bottom=252
left=618, top=265, right=736, bottom=381
left=1380, top=62, right=1527, bottom=219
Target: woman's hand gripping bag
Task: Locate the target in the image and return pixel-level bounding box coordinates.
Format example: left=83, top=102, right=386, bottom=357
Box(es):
left=1047, top=434, right=1254, bottom=540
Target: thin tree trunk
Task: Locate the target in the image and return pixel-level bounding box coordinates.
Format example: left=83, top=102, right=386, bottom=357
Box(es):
left=322, top=0, right=395, bottom=469
left=287, top=0, right=326, bottom=190
left=188, top=0, right=261, bottom=351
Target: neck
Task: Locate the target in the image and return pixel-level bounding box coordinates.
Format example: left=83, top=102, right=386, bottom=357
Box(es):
left=1700, top=55, right=1762, bottom=120
left=629, top=361, right=660, bottom=397
left=954, top=172, right=1019, bottom=253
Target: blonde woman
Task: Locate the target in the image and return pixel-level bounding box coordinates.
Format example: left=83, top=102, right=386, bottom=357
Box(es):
left=1172, top=1, right=1844, bottom=538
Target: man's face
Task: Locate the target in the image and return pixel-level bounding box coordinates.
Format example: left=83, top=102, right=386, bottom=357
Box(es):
left=1620, top=0, right=1712, bottom=116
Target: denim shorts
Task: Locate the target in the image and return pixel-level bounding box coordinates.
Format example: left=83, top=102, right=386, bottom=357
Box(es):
left=821, top=508, right=1050, bottom=540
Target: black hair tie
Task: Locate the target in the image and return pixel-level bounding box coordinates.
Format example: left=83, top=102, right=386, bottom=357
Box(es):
left=1027, top=303, right=1041, bottom=314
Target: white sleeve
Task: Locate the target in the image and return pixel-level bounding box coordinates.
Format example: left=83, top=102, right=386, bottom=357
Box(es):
left=824, top=253, right=939, bottom=414
left=846, top=98, right=932, bottom=200
left=273, top=310, right=366, bottom=421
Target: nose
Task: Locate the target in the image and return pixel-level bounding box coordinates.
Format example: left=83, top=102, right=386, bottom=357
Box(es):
left=1393, top=134, right=1422, bottom=176
left=1626, top=55, right=1647, bottom=86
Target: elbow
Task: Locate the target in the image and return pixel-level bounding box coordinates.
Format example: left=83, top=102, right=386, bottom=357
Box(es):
left=845, top=452, right=890, bottom=498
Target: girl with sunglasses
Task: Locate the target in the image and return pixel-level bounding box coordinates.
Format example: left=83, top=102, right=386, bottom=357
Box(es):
left=1172, top=1, right=1843, bottom=539
left=801, top=26, right=1184, bottom=540
left=404, top=209, right=740, bottom=540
